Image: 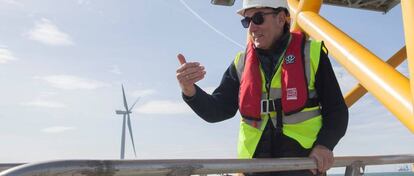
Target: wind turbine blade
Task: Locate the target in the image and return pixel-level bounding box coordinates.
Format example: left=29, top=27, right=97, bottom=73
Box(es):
left=128, top=97, right=140, bottom=112
left=127, top=113, right=137, bottom=158
left=121, top=85, right=129, bottom=111
left=120, top=114, right=126, bottom=159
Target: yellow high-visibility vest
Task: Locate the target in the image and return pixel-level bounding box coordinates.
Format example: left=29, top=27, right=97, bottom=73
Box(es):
left=234, top=39, right=324, bottom=159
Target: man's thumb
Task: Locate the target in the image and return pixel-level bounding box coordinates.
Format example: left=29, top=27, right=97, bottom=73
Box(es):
left=310, top=169, right=317, bottom=175
left=177, top=53, right=187, bottom=65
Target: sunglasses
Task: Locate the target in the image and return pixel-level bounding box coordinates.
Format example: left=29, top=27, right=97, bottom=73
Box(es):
left=241, top=11, right=278, bottom=28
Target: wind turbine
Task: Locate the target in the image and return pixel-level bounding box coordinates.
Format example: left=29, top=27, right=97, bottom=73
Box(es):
left=115, top=85, right=140, bottom=159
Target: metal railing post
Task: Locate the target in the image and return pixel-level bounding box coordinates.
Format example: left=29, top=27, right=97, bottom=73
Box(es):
left=344, top=161, right=365, bottom=176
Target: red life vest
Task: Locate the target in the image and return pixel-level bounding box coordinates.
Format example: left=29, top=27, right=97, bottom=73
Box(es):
left=239, top=32, right=308, bottom=119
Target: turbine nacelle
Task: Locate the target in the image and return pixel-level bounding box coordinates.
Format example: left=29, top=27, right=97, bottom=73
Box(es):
left=116, top=110, right=131, bottom=115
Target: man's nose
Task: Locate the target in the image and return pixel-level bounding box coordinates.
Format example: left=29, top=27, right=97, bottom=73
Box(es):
left=249, top=21, right=259, bottom=32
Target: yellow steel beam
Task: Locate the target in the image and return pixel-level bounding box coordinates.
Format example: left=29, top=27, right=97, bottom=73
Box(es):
left=286, top=0, right=414, bottom=132
left=401, top=0, right=414, bottom=112
left=344, top=84, right=366, bottom=107
left=287, top=0, right=299, bottom=15
left=288, top=0, right=322, bottom=32
left=286, top=5, right=414, bottom=132
left=345, top=47, right=407, bottom=107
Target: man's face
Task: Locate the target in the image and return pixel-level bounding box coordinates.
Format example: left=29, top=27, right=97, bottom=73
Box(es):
left=244, top=8, right=286, bottom=49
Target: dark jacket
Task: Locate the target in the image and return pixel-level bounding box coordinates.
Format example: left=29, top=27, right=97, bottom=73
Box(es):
left=183, top=32, right=348, bottom=158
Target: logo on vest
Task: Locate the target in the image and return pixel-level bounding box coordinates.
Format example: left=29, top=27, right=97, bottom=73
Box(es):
left=285, top=55, right=295, bottom=64
left=286, top=88, right=298, bottom=100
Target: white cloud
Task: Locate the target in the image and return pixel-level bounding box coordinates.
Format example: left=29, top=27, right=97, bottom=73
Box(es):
left=42, top=126, right=76, bottom=133
left=26, top=18, right=74, bottom=46
left=38, top=91, right=58, bottom=97
left=76, top=0, right=91, bottom=5
left=132, top=89, right=157, bottom=97
left=109, top=65, right=122, bottom=75
left=35, top=75, right=108, bottom=90
left=135, top=100, right=191, bottom=114
left=22, top=100, right=66, bottom=108
left=0, top=0, right=23, bottom=6
left=0, top=48, right=18, bottom=64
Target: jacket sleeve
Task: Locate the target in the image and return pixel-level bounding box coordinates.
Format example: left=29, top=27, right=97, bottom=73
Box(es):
left=182, top=62, right=240, bottom=123
left=314, top=50, right=349, bottom=151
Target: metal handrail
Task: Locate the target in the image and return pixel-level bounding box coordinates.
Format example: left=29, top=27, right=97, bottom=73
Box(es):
left=1, top=155, right=413, bottom=176
left=0, top=164, right=23, bottom=173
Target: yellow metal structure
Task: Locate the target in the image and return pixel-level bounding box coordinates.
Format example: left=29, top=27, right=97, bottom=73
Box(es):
left=289, top=0, right=322, bottom=32
left=401, top=0, right=414, bottom=115
left=345, top=47, right=407, bottom=107
left=287, top=0, right=414, bottom=133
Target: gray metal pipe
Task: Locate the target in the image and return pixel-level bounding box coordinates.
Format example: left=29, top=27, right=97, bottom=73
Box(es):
left=1, top=155, right=413, bottom=176
left=0, top=164, right=23, bottom=173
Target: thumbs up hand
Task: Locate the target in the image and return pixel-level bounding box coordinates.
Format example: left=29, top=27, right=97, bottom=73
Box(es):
left=176, top=54, right=206, bottom=97
left=177, top=53, right=187, bottom=65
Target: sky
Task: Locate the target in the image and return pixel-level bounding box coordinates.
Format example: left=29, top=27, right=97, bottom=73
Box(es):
left=0, top=0, right=413, bottom=174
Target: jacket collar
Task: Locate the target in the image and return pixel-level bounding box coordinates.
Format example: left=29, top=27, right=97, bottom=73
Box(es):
left=255, top=31, right=290, bottom=55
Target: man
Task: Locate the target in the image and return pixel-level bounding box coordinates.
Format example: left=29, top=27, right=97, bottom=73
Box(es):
left=176, top=0, right=348, bottom=175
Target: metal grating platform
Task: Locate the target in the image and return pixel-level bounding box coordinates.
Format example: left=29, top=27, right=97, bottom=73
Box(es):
left=323, top=0, right=400, bottom=13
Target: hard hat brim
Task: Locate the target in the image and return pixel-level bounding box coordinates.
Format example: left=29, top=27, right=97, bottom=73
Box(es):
left=237, top=0, right=288, bottom=16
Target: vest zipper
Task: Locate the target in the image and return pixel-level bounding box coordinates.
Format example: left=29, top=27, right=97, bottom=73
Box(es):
left=262, top=35, right=291, bottom=133
left=268, top=41, right=289, bottom=134
left=267, top=58, right=283, bottom=133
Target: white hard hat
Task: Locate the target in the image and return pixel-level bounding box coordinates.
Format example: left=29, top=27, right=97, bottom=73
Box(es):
left=237, top=0, right=288, bottom=16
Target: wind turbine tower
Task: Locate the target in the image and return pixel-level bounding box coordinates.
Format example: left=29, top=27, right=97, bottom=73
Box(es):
left=115, top=85, right=140, bottom=159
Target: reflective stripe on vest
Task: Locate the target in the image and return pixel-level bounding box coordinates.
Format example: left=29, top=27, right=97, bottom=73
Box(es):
left=235, top=38, right=323, bottom=159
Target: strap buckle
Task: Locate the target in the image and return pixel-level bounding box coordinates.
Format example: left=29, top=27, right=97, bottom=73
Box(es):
left=261, top=99, right=277, bottom=114
left=261, top=99, right=269, bottom=114
left=262, top=99, right=277, bottom=113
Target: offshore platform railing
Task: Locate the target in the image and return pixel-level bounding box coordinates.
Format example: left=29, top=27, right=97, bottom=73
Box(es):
left=0, top=155, right=413, bottom=176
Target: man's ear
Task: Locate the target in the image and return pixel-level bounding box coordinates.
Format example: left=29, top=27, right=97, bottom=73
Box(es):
left=277, top=12, right=287, bottom=26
